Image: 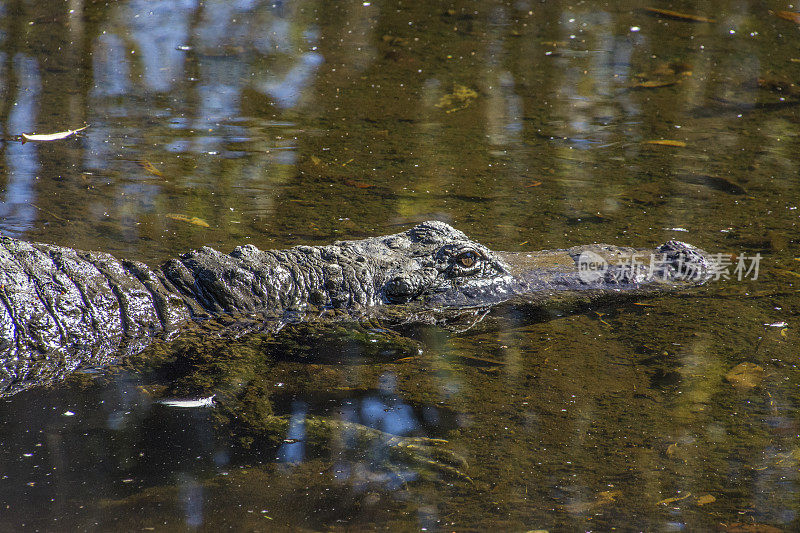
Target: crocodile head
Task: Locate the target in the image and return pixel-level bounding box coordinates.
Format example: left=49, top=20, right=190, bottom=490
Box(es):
left=377, top=220, right=513, bottom=305
left=368, top=221, right=714, bottom=322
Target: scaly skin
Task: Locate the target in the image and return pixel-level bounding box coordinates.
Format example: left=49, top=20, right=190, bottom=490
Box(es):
left=0, top=221, right=714, bottom=396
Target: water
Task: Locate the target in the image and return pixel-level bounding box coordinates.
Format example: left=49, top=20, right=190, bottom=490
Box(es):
left=1, top=0, right=799, bottom=530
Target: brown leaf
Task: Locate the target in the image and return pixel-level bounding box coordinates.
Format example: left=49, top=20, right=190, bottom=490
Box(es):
left=642, top=7, right=715, bottom=23
left=645, top=139, right=686, bottom=147
left=657, top=492, right=692, bottom=505
left=526, top=181, right=543, bottom=187
left=773, top=11, right=800, bottom=24
left=343, top=178, right=373, bottom=189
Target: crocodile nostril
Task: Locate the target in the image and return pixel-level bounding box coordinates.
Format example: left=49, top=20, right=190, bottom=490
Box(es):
left=384, top=277, right=415, bottom=304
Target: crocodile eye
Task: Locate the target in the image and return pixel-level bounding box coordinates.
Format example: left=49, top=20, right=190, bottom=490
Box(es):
left=448, top=250, right=484, bottom=277
left=457, top=252, right=478, bottom=268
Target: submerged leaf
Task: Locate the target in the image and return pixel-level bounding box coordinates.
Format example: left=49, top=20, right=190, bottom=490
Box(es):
left=343, top=178, right=374, bottom=189
left=137, top=159, right=164, bottom=177
left=725, top=362, right=764, bottom=390
left=674, top=173, right=747, bottom=195
left=633, top=80, right=678, bottom=89
left=642, top=8, right=715, bottom=23
left=20, top=125, right=89, bottom=143
left=165, top=213, right=211, bottom=227
left=436, top=84, right=478, bottom=113
left=564, top=490, right=621, bottom=514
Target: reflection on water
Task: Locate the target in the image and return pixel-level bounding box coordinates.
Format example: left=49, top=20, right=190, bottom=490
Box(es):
left=1, top=54, right=40, bottom=235
left=1, top=0, right=800, bottom=530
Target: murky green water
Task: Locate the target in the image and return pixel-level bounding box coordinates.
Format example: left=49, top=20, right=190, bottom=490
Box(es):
left=1, top=0, right=800, bottom=530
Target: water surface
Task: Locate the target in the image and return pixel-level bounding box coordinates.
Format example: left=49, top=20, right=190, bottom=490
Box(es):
left=1, top=0, right=800, bottom=530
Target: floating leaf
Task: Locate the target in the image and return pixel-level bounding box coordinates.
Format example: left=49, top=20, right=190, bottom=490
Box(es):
left=646, top=139, right=686, bottom=147
left=725, top=362, right=764, bottom=390
left=773, top=11, right=800, bottom=24
left=526, top=181, right=543, bottom=187
left=642, top=8, right=715, bottom=23
left=657, top=492, right=692, bottom=505
left=20, top=125, right=89, bottom=143
left=165, top=213, right=211, bottom=227
left=696, top=494, right=716, bottom=506
left=137, top=159, right=164, bottom=177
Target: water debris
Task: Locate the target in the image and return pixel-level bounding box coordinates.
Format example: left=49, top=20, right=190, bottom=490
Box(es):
left=645, top=139, right=686, bottom=147
left=435, top=84, right=478, bottom=113
left=525, top=180, right=543, bottom=187
left=165, top=213, right=211, bottom=227
left=20, top=125, right=89, bottom=143
left=642, top=7, right=716, bottom=23
left=158, top=395, right=216, bottom=408
left=137, top=159, right=164, bottom=177
left=725, top=362, right=764, bottom=390
left=772, top=10, right=800, bottom=24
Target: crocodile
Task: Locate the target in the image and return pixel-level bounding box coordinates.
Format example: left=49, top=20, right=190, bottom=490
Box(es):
left=0, top=220, right=713, bottom=397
